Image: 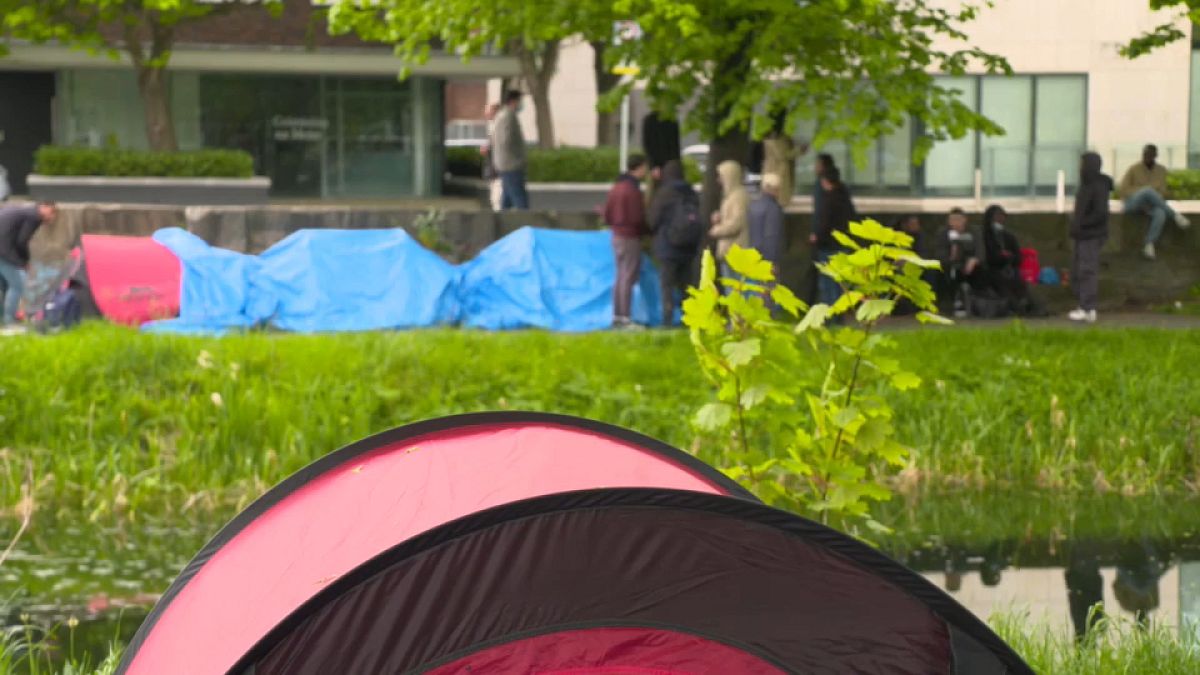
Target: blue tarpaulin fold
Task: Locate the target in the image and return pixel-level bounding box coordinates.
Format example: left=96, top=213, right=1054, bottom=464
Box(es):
left=143, top=228, right=260, bottom=334
left=459, top=227, right=662, bottom=331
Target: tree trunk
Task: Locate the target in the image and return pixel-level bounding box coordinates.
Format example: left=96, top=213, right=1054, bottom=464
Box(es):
left=591, top=41, right=622, bottom=147
left=516, top=41, right=559, bottom=149
left=136, top=66, right=179, bottom=152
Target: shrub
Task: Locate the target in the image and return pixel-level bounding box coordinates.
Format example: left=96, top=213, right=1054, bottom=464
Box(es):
left=1167, top=169, right=1200, bottom=199
left=34, top=146, right=255, bottom=178
left=446, top=146, right=485, bottom=178
left=445, top=145, right=703, bottom=184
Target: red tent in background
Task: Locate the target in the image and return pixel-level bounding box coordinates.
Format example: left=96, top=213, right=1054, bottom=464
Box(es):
left=79, top=234, right=180, bottom=325
left=117, top=413, right=1032, bottom=675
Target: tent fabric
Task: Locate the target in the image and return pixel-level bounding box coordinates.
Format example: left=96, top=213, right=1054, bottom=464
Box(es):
left=117, top=413, right=750, bottom=675
left=78, top=234, right=180, bottom=325
left=420, top=628, right=785, bottom=675
left=231, top=489, right=1032, bottom=675
left=143, top=228, right=259, bottom=334
left=459, top=227, right=663, bottom=331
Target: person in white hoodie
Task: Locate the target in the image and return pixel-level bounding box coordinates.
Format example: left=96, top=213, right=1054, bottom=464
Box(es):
left=708, top=160, right=750, bottom=278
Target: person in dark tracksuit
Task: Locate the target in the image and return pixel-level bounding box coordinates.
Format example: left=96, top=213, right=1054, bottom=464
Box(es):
left=0, top=201, right=57, bottom=325
left=1069, top=152, right=1111, bottom=324
left=647, top=159, right=700, bottom=326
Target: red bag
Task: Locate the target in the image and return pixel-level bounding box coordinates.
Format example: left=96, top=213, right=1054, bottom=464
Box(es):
left=1019, top=248, right=1040, bottom=284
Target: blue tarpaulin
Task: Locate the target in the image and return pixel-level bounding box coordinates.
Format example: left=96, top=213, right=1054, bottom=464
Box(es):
left=458, top=227, right=662, bottom=331
left=251, top=229, right=460, bottom=332
left=143, top=228, right=260, bottom=334
left=145, top=228, right=459, bottom=334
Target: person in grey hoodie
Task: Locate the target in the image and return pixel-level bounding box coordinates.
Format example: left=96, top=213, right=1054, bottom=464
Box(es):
left=1069, top=152, right=1111, bottom=323
left=491, top=90, right=529, bottom=210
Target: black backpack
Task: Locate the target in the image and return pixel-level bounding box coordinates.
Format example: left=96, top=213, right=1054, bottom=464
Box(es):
left=665, top=192, right=703, bottom=248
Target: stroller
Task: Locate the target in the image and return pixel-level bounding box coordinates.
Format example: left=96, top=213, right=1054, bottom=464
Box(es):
left=20, top=248, right=89, bottom=332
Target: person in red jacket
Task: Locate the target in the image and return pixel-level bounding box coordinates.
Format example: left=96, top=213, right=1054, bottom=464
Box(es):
left=604, top=153, right=650, bottom=328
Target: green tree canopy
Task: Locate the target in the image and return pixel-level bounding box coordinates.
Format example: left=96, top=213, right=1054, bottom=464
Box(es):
left=1122, top=1, right=1200, bottom=58
left=0, top=0, right=279, bottom=151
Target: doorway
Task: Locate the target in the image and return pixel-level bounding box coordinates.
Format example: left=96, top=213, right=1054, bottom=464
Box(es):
left=0, top=71, right=56, bottom=196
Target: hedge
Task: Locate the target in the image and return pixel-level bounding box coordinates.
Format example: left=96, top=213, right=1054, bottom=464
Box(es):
left=446, top=145, right=703, bottom=184
left=34, top=146, right=256, bottom=178
left=1167, top=169, right=1200, bottom=200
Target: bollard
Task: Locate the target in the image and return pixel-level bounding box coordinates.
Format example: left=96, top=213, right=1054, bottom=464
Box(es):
left=1056, top=170, right=1066, bottom=213
left=974, top=168, right=983, bottom=209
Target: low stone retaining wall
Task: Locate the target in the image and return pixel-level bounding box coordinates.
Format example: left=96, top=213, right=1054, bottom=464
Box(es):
left=28, top=175, right=272, bottom=206
left=27, top=204, right=1200, bottom=312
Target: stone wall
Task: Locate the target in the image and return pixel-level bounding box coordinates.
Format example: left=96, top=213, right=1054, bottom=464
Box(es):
left=29, top=204, right=1200, bottom=312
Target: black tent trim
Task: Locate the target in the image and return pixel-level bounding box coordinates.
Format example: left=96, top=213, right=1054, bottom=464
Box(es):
left=229, top=488, right=1034, bottom=675
left=117, top=412, right=753, bottom=674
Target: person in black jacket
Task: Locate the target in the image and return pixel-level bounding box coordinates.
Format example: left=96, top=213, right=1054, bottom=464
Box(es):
left=647, top=159, right=700, bottom=326
left=808, top=167, right=855, bottom=306
left=1069, top=152, right=1111, bottom=323
left=0, top=202, right=57, bottom=325
left=980, top=205, right=1042, bottom=316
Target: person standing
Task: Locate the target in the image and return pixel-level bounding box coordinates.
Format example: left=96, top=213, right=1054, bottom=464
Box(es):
left=762, top=112, right=805, bottom=209
left=1119, top=144, right=1189, bottom=259
left=647, top=159, right=702, bottom=326
left=604, top=153, right=650, bottom=329
left=804, top=153, right=838, bottom=304
left=708, top=160, right=750, bottom=278
left=1069, top=152, right=1111, bottom=324
left=809, top=167, right=855, bottom=306
left=492, top=90, right=529, bottom=210
left=0, top=201, right=57, bottom=325
left=749, top=173, right=786, bottom=272
left=479, top=102, right=503, bottom=211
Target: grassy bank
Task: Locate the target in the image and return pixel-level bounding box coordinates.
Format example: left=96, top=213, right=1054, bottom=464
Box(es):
left=1, top=324, right=1197, bottom=525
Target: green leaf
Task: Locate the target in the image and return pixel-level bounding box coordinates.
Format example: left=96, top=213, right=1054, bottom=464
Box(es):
left=740, top=383, right=771, bottom=408
left=855, top=298, right=896, bottom=323
left=770, top=284, right=807, bottom=317
left=831, top=406, right=861, bottom=430
left=694, top=402, right=733, bottom=431
left=831, top=230, right=861, bottom=250
left=917, top=311, right=954, bottom=325
left=724, top=246, right=775, bottom=282
left=721, top=338, right=762, bottom=368
left=849, top=219, right=912, bottom=247
left=891, top=371, right=922, bottom=390
left=796, top=304, right=831, bottom=332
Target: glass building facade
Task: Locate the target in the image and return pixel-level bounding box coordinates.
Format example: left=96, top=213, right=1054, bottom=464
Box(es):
left=57, top=69, right=444, bottom=199
left=794, top=74, right=1088, bottom=197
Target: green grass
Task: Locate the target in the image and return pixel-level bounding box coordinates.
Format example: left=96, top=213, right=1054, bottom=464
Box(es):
left=0, top=324, right=1197, bottom=525
left=994, top=613, right=1200, bottom=674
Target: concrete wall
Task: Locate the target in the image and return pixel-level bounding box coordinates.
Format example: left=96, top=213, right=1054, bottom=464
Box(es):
left=28, top=204, right=1199, bottom=313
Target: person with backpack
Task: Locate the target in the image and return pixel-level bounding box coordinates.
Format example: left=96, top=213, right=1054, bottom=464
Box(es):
left=1070, top=152, right=1112, bottom=323
left=604, top=153, right=650, bottom=329
left=648, top=159, right=702, bottom=326
left=0, top=201, right=57, bottom=326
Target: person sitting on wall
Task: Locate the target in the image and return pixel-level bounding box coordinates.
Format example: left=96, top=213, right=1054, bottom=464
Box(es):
left=937, top=207, right=987, bottom=318
left=1119, top=144, right=1190, bottom=260
left=891, top=214, right=936, bottom=316
left=979, top=205, right=1043, bottom=317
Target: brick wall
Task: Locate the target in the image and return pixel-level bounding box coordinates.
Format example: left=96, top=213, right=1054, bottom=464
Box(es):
left=445, top=82, right=488, bottom=121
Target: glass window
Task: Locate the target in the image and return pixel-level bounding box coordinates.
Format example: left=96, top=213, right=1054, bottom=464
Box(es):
left=1034, top=77, right=1086, bottom=190
left=980, top=76, right=1033, bottom=193
left=923, top=77, right=978, bottom=193
left=880, top=118, right=912, bottom=189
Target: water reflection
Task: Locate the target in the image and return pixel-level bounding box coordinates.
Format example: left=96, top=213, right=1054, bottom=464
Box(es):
left=906, top=537, right=1200, bottom=637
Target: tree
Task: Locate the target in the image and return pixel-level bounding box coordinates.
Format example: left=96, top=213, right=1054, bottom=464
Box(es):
left=0, top=0, right=279, bottom=151
left=604, top=0, right=1011, bottom=215
left=329, top=0, right=563, bottom=148
left=1121, top=1, right=1200, bottom=58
